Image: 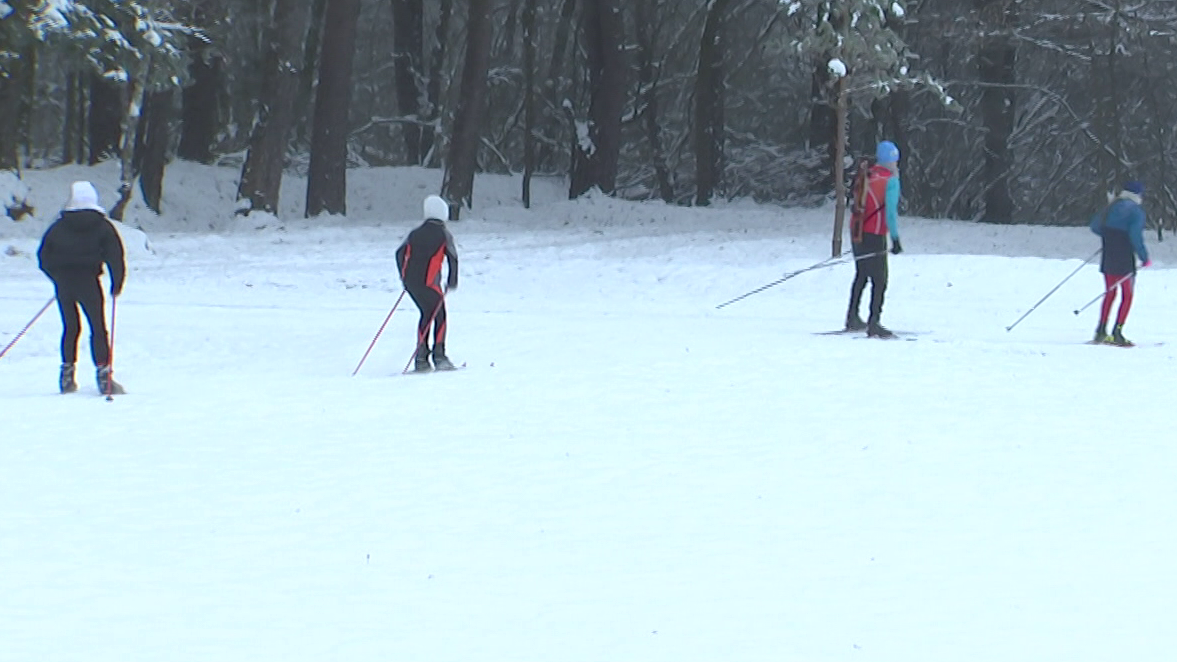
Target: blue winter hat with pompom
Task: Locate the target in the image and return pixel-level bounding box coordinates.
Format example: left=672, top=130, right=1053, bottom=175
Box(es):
left=876, top=140, right=900, bottom=164
left=1123, top=180, right=1145, bottom=195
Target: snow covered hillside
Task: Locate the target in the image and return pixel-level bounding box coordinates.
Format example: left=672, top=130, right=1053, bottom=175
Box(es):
left=2, top=163, right=1176, bottom=662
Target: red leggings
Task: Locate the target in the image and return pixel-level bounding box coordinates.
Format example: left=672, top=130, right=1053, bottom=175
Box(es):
left=1100, top=273, right=1134, bottom=326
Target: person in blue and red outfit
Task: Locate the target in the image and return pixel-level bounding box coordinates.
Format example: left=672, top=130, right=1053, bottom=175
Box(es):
left=1090, top=180, right=1150, bottom=347
left=396, top=195, right=459, bottom=371
left=845, top=140, right=903, bottom=338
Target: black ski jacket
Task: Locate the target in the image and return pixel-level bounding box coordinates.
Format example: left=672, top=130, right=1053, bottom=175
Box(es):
left=396, top=219, right=458, bottom=291
left=37, top=209, right=127, bottom=294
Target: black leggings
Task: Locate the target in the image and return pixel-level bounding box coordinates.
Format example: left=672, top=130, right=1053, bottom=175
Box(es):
left=849, top=233, right=889, bottom=324
left=54, top=275, right=109, bottom=365
left=407, top=284, right=446, bottom=350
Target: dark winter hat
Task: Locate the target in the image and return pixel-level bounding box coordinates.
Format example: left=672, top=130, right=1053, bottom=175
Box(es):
left=1123, top=180, right=1145, bottom=196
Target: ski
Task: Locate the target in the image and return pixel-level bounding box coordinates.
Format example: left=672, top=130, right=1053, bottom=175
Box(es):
left=1084, top=340, right=1163, bottom=348
left=815, top=329, right=922, bottom=340
left=407, top=362, right=467, bottom=375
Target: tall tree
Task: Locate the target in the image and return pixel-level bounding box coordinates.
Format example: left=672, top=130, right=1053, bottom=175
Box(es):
left=422, top=0, right=454, bottom=164
left=306, top=0, right=362, bottom=217
left=633, top=0, right=674, bottom=203
left=976, top=0, right=1017, bottom=223
left=88, top=74, right=123, bottom=165
left=177, top=0, right=222, bottom=163
left=441, top=0, right=493, bottom=214
left=521, top=0, right=537, bottom=207
left=237, top=0, right=312, bottom=215
left=694, top=0, right=732, bottom=206
left=137, top=89, right=173, bottom=213
left=391, top=0, right=425, bottom=164
left=569, top=0, right=626, bottom=198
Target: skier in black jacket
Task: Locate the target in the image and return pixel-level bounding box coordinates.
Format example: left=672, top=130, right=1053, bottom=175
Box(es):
left=395, top=195, right=459, bottom=372
left=37, top=181, right=126, bottom=394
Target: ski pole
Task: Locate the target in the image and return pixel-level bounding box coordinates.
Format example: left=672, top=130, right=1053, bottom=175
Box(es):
left=352, top=289, right=406, bottom=376
left=0, top=297, right=55, bottom=361
left=1005, top=249, right=1100, bottom=332
left=105, top=295, right=118, bottom=401
left=715, top=250, right=885, bottom=310
left=1073, top=273, right=1135, bottom=315
left=402, top=290, right=448, bottom=374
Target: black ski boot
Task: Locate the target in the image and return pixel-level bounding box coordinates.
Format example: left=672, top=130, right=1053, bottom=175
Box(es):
left=867, top=322, right=895, bottom=339
left=414, top=345, right=433, bottom=372
left=1111, top=324, right=1134, bottom=347
left=59, top=363, right=77, bottom=394
left=432, top=343, right=456, bottom=371
left=1093, top=324, right=1111, bottom=344
left=844, top=311, right=867, bottom=332
left=96, top=365, right=125, bottom=395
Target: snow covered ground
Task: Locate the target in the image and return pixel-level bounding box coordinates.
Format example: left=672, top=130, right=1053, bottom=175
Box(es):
left=3, top=163, right=1176, bottom=662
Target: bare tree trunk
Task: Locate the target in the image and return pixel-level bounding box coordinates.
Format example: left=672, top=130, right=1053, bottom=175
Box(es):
left=138, top=90, right=173, bottom=214
left=295, top=0, right=329, bottom=146
left=88, top=73, right=123, bottom=165
left=178, top=40, right=222, bottom=163
left=538, top=0, right=577, bottom=172
left=441, top=0, right=493, bottom=214
left=521, top=0, right=537, bottom=207
left=391, top=0, right=425, bottom=164
left=238, top=0, right=312, bottom=214
left=832, top=78, right=848, bottom=257
left=0, top=51, right=33, bottom=171
left=110, top=59, right=151, bottom=222
left=570, top=0, right=626, bottom=198
left=694, top=0, right=730, bottom=206
left=634, top=0, right=673, bottom=203
left=306, top=0, right=362, bottom=217
left=422, top=0, right=454, bottom=165
left=976, top=0, right=1017, bottom=223
left=75, top=73, right=87, bottom=165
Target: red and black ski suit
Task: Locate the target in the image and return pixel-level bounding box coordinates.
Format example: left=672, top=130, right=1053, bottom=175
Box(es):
left=395, top=219, right=459, bottom=355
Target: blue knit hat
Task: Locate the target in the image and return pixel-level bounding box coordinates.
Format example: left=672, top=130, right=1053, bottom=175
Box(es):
left=1123, top=180, right=1145, bottom=195
left=876, top=140, right=900, bottom=164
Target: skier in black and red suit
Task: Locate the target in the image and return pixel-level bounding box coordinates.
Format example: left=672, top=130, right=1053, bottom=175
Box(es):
left=396, top=195, right=459, bottom=372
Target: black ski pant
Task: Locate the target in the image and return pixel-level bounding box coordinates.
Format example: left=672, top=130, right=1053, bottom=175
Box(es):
left=848, top=233, right=888, bottom=325
left=53, top=273, right=110, bottom=366
left=406, top=284, right=446, bottom=353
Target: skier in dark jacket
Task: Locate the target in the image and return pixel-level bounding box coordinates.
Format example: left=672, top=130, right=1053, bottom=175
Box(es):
left=395, top=195, right=459, bottom=371
left=37, top=181, right=126, bottom=394
left=845, top=140, right=903, bottom=338
left=1089, top=180, right=1150, bottom=346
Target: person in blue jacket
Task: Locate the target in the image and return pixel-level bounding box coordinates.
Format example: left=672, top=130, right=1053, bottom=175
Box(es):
left=1089, top=180, right=1150, bottom=346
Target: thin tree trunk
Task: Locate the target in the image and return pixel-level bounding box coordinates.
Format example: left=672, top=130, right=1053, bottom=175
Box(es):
left=63, top=72, right=77, bottom=165
left=88, top=73, right=123, bottom=165
left=238, top=0, right=312, bottom=214
left=110, top=58, right=151, bottom=222
left=570, top=0, right=626, bottom=198
left=832, top=78, right=848, bottom=257
left=976, top=0, right=1017, bottom=223
left=441, top=0, right=494, bottom=214
left=138, top=90, right=173, bottom=214
left=391, top=0, right=425, bottom=164
left=521, top=0, right=537, bottom=207
left=295, top=0, right=329, bottom=146
left=306, top=0, right=362, bottom=217
left=422, top=0, right=454, bottom=165
left=178, top=38, right=222, bottom=163
left=694, top=0, right=730, bottom=206
left=538, top=0, right=577, bottom=172
left=634, top=0, right=673, bottom=202
left=75, top=75, right=87, bottom=164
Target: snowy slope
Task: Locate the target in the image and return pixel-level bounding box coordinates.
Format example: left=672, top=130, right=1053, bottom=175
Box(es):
left=2, top=163, right=1176, bottom=662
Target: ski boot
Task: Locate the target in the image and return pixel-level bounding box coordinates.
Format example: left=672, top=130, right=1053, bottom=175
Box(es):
left=432, top=344, right=456, bottom=371
left=867, top=322, right=895, bottom=339
left=96, top=365, right=125, bottom=395
left=59, top=363, right=77, bottom=394
left=1111, top=324, right=1134, bottom=347
left=844, top=311, right=867, bottom=332
left=1093, top=325, right=1111, bottom=344
left=413, top=345, right=433, bottom=373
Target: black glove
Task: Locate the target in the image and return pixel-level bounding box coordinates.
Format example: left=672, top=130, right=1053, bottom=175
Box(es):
left=890, top=238, right=903, bottom=255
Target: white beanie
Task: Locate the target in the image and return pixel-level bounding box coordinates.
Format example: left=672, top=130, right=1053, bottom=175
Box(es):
left=423, top=194, right=449, bottom=221
left=65, top=181, right=105, bottom=212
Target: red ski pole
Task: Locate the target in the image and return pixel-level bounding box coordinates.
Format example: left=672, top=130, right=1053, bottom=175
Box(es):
left=402, top=291, right=447, bottom=374
left=352, top=289, right=406, bottom=376
left=105, top=295, right=118, bottom=401
left=0, top=297, right=55, bottom=360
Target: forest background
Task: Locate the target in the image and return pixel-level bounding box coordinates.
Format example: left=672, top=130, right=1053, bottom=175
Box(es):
left=2, top=0, right=1173, bottom=233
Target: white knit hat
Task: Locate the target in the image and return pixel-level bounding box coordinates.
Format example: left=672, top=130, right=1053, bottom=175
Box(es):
left=64, top=181, right=105, bottom=212
left=423, top=194, right=449, bottom=221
